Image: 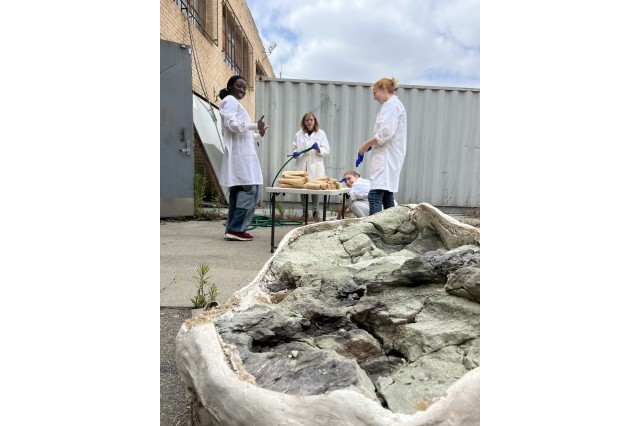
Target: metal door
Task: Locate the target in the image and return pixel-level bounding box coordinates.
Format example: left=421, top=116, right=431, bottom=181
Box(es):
left=160, top=40, right=194, bottom=218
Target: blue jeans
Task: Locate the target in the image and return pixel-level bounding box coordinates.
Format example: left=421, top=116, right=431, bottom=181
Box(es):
left=227, top=185, right=259, bottom=232
left=368, top=189, right=395, bottom=215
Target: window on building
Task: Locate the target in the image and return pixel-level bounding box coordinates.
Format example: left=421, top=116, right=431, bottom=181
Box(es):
left=222, top=3, right=254, bottom=88
left=256, top=61, right=267, bottom=79
left=175, top=0, right=216, bottom=44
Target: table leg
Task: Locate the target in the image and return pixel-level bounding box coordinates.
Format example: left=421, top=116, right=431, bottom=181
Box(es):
left=342, top=194, right=346, bottom=217
left=270, top=193, right=276, bottom=253
left=304, top=194, right=309, bottom=225
left=322, top=194, right=328, bottom=221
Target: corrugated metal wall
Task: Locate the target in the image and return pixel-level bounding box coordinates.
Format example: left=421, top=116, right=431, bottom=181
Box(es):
left=255, top=78, right=479, bottom=207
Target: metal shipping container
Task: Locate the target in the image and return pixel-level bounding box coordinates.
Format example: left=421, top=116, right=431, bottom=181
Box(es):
left=255, top=77, right=479, bottom=209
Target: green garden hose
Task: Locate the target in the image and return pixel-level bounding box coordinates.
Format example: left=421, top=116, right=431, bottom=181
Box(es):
left=270, top=146, right=314, bottom=187
left=227, top=147, right=315, bottom=230
left=226, top=215, right=304, bottom=231
left=246, top=215, right=303, bottom=230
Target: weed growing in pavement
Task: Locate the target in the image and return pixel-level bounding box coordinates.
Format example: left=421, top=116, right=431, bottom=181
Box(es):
left=208, top=193, right=224, bottom=218
left=276, top=200, right=285, bottom=219
left=190, top=263, right=218, bottom=309
left=194, top=173, right=207, bottom=218
left=194, top=173, right=226, bottom=221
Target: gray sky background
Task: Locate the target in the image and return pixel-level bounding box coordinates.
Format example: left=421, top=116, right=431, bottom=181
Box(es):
left=246, top=0, right=479, bottom=88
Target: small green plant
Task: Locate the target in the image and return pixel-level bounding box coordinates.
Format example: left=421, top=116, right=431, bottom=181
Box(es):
left=206, top=277, right=218, bottom=302
left=190, top=263, right=218, bottom=309
left=275, top=200, right=285, bottom=219
left=286, top=206, right=297, bottom=220
left=194, top=173, right=207, bottom=218
left=209, top=193, right=223, bottom=219
left=194, top=175, right=227, bottom=221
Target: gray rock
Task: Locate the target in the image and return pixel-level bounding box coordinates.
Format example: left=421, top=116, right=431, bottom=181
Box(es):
left=377, top=346, right=470, bottom=414
left=176, top=203, right=481, bottom=425
left=446, top=266, right=480, bottom=302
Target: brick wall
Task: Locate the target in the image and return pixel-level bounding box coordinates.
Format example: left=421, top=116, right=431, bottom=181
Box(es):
left=161, top=0, right=275, bottom=205
left=160, top=0, right=274, bottom=116
left=193, top=134, right=216, bottom=202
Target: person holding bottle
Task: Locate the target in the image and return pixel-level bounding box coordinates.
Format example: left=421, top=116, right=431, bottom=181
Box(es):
left=219, top=75, right=269, bottom=241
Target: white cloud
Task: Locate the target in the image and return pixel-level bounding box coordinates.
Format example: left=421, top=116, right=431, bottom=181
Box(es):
left=247, top=0, right=479, bottom=88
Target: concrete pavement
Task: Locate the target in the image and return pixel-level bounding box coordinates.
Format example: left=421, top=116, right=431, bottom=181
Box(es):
left=160, top=209, right=333, bottom=425
left=160, top=208, right=329, bottom=307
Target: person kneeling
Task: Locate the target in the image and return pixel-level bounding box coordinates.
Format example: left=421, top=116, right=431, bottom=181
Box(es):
left=337, top=171, right=370, bottom=220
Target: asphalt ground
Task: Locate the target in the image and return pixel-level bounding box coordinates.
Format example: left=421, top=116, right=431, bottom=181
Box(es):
left=160, top=307, right=192, bottom=426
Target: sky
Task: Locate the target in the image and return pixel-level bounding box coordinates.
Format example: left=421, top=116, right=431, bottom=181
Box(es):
left=246, top=0, right=479, bottom=88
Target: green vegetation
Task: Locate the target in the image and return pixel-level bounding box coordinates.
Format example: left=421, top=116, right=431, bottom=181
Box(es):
left=194, top=173, right=225, bottom=220
left=190, top=263, right=218, bottom=309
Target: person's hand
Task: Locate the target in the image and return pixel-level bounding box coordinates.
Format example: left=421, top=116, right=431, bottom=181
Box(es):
left=358, top=145, right=372, bottom=156
left=292, top=151, right=300, bottom=157
left=311, top=142, right=319, bottom=151
left=355, top=153, right=364, bottom=167
left=257, top=115, right=269, bottom=133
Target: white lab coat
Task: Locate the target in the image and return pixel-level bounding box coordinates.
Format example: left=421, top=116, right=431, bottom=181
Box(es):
left=369, top=95, right=407, bottom=193
left=347, top=177, right=370, bottom=218
left=219, top=95, right=263, bottom=187
left=292, top=129, right=330, bottom=179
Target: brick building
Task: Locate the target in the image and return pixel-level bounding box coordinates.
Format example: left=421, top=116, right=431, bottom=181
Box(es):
left=161, top=0, right=276, bottom=210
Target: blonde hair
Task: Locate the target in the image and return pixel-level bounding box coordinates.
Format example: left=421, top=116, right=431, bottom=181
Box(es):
left=372, top=77, right=400, bottom=94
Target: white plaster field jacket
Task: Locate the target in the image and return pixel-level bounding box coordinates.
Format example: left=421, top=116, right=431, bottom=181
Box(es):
left=292, top=129, right=330, bottom=180
left=370, top=95, right=407, bottom=193
left=219, top=95, right=263, bottom=187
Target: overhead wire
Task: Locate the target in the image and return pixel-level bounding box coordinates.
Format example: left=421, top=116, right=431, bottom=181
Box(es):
left=185, top=2, right=301, bottom=229
left=186, top=1, right=223, bottom=142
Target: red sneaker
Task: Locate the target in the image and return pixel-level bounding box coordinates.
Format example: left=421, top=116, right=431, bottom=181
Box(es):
left=224, top=231, right=253, bottom=241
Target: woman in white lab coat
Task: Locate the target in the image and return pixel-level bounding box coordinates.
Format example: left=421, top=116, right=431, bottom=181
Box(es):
left=358, top=77, right=407, bottom=215
left=291, top=112, right=330, bottom=218
left=219, top=75, right=269, bottom=241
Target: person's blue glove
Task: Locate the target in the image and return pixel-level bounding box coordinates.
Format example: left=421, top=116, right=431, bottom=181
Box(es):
left=339, top=177, right=347, bottom=183
left=311, top=142, right=319, bottom=151
left=355, top=146, right=372, bottom=167
left=292, top=151, right=300, bottom=157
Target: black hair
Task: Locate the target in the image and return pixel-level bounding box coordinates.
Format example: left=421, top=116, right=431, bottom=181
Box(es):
left=219, top=75, right=246, bottom=100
